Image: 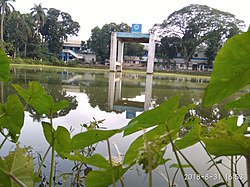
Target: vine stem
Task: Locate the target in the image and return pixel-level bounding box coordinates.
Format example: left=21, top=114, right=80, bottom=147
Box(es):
left=37, top=145, right=52, bottom=177
left=142, top=129, right=153, bottom=187
left=1, top=82, right=3, bottom=103
left=166, top=126, right=190, bottom=187
left=199, top=141, right=229, bottom=187
left=49, top=110, right=55, bottom=187
left=76, top=163, right=84, bottom=185
left=119, top=178, right=125, bottom=187
left=0, top=136, right=7, bottom=149
left=231, top=156, right=234, bottom=187
left=246, top=153, right=250, bottom=187
left=107, top=139, right=116, bottom=187
left=173, top=143, right=210, bottom=187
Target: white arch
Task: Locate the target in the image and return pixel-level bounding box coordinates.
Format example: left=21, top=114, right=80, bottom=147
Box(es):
left=109, top=32, right=156, bottom=74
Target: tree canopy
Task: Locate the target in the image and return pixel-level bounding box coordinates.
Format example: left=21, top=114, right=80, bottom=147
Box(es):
left=40, top=8, right=80, bottom=56
left=153, top=4, right=245, bottom=68
left=0, top=0, right=15, bottom=42
left=87, top=22, right=145, bottom=61
left=1, top=3, right=80, bottom=60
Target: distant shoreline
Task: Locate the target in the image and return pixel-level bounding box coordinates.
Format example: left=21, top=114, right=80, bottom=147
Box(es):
left=10, top=63, right=211, bottom=79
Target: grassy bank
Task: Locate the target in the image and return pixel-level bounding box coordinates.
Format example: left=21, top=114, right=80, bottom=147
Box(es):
left=10, top=63, right=211, bottom=79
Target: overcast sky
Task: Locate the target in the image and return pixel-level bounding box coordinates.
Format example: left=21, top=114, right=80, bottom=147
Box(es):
left=14, top=0, right=250, bottom=41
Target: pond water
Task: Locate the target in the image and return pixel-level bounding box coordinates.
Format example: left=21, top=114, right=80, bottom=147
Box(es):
left=0, top=66, right=248, bottom=187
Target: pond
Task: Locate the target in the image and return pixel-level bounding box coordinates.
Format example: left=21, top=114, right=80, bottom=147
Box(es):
left=0, top=66, right=248, bottom=187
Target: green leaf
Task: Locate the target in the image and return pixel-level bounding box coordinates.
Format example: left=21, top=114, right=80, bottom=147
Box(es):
left=123, top=125, right=178, bottom=166
left=202, top=117, right=250, bottom=156
left=42, top=122, right=121, bottom=155
left=0, top=94, right=24, bottom=142
left=123, top=103, right=187, bottom=166
left=0, top=144, right=34, bottom=187
left=123, top=96, right=181, bottom=136
left=54, top=126, right=72, bottom=155
left=203, top=31, right=250, bottom=107
left=42, top=122, right=71, bottom=158
left=41, top=122, right=54, bottom=145
left=175, top=124, right=206, bottom=150
left=225, top=92, right=250, bottom=110
left=51, top=100, right=69, bottom=114
left=13, top=81, right=69, bottom=115
left=85, top=166, right=128, bottom=187
left=66, top=151, right=110, bottom=169
left=203, top=135, right=250, bottom=156
left=0, top=49, right=10, bottom=83
left=67, top=129, right=122, bottom=152
left=183, top=116, right=201, bottom=127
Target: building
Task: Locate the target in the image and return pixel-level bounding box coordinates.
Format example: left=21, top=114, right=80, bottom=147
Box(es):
left=172, top=50, right=212, bottom=71
left=62, top=40, right=96, bottom=63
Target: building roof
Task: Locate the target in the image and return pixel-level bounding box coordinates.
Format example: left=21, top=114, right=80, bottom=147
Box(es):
left=63, top=40, right=82, bottom=47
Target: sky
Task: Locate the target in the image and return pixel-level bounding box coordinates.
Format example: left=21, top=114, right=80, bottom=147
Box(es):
left=13, top=0, right=250, bottom=41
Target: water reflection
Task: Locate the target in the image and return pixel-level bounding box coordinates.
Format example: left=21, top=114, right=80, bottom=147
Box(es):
left=108, top=72, right=156, bottom=119
left=2, top=67, right=249, bottom=186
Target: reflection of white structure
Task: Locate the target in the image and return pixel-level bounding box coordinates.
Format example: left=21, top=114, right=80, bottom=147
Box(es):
left=109, top=32, right=156, bottom=74
left=108, top=72, right=153, bottom=119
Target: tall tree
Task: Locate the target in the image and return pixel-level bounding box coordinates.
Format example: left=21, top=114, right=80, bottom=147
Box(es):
left=88, top=22, right=132, bottom=61
left=21, top=13, right=35, bottom=57
left=41, top=8, right=80, bottom=56
left=4, top=11, right=26, bottom=57
left=156, top=36, right=181, bottom=60
left=30, top=3, right=47, bottom=35
left=204, top=32, right=221, bottom=64
left=153, top=4, right=245, bottom=69
left=0, top=0, right=15, bottom=42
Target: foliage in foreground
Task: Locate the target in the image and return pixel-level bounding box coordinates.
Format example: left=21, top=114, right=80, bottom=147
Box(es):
left=0, top=30, right=250, bottom=187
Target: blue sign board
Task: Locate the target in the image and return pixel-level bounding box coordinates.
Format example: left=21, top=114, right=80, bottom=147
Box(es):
left=126, top=111, right=136, bottom=119
left=132, top=24, right=142, bottom=33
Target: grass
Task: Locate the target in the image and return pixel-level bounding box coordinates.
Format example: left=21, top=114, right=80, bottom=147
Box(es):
left=10, top=63, right=211, bottom=79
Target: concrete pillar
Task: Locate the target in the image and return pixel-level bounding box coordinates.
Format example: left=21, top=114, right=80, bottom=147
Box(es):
left=110, top=32, right=117, bottom=72
left=115, top=72, right=122, bottom=101
left=108, top=72, right=116, bottom=110
left=147, top=34, right=156, bottom=74
left=117, top=40, right=124, bottom=72
left=144, top=74, right=153, bottom=111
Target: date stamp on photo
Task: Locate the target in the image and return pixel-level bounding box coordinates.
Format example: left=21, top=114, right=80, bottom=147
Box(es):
left=184, top=173, right=244, bottom=181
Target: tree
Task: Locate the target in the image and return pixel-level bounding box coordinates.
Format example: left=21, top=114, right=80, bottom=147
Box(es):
left=21, top=13, right=35, bottom=57
left=156, top=36, right=181, bottom=60
left=0, top=0, right=15, bottom=42
left=40, top=8, right=80, bottom=57
left=4, top=11, right=27, bottom=57
left=4, top=11, right=38, bottom=58
left=204, top=32, right=221, bottom=64
left=153, top=4, right=245, bottom=69
left=124, top=43, right=145, bottom=57
left=87, top=22, right=130, bottom=61
left=30, top=3, right=47, bottom=35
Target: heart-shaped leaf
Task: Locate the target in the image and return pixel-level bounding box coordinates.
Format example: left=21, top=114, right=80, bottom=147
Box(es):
left=0, top=94, right=24, bottom=142
left=0, top=49, right=10, bottom=83
left=203, top=31, right=250, bottom=107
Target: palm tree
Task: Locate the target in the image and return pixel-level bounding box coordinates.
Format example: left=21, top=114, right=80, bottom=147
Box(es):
left=22, top=13, right=35, bottom=57
left=30, top=3, right=47, bottom=35
left=0, top=0, right=15, bottom=42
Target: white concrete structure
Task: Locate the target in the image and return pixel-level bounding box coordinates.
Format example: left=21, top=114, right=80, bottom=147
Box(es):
left=109, top=32, right=156, bottom=74
left=108, top=72, right=154, bottom=119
